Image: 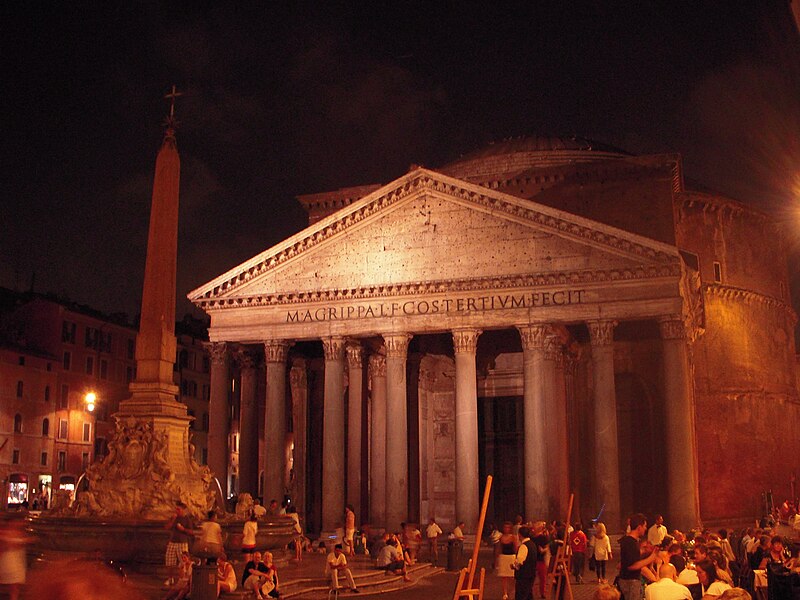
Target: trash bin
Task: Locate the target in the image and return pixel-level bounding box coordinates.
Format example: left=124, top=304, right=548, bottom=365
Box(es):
left=446, top=539, right=463, bottom=571
left=191, top=562, right=218, bottom=600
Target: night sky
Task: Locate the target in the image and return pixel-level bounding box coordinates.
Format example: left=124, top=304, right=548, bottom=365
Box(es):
left=4, top=2, right=800, bottom=320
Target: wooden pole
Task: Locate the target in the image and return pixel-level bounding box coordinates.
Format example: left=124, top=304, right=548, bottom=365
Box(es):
left=467, top=475, right=493, bottom=590
left=547, top=493, right=575, bottom=600
left=453, top=475, right=493, bottom=600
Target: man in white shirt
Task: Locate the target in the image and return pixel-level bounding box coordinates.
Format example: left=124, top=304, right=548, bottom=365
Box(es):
left=645, top=564, right=692, bottom=600
left=513, top=526, right=536, bottom=600
left=452, top=522, right=465, bottom=541
left=252, top=499, right=267, bottom=519
left=326, top=544, right=359, bottom=592
left=426, top=517, right=443, bottom=566
left=648, top=515, right=667, bottom=547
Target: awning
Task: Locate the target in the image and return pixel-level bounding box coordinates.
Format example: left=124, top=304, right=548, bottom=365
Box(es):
left=9, top=473, right=27, bottom=484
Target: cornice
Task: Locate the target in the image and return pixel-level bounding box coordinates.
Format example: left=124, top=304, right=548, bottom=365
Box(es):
left=703, top=284, right=797, bottom=323
left=678, top=191, right=771, bottom=223
left=196, top=263, right=681, bottom=311
left=190, top=169, right=680, bottom=305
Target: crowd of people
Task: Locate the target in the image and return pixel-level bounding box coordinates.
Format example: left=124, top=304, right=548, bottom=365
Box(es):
left=487, top=510, right=800, bottom=600
left=161, top=501, right=286, bottom=599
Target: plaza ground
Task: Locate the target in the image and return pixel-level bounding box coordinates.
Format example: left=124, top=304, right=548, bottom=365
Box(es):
left=117, top=544, right=619, bottom=600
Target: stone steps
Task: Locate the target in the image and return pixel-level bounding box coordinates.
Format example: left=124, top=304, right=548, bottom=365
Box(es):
left=278, top=562, right=443, bottom=599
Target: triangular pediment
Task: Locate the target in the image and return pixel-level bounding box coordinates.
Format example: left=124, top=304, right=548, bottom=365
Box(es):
left=189, top=168, right=680, bottom=309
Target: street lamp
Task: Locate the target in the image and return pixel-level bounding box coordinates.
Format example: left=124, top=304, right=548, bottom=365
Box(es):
left=84, top=392, right=96, bottom=413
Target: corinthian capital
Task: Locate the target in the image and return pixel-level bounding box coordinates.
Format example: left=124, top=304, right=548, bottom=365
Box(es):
left=233, top=347, right=257, bottom=370
left=517, top=324, right=549, bottom=351
left=588, top=320, right=617, bottom=347
left=368, top=353, right=387, bottom=378
left=346, top=342, right=364, bottom=369
left=544, top=334, right=563, bottom=362
left=383, top=333, right=412, bottom=359
left=452, top=329, right=481, bottom=354
left=263, top=340, right=291, bottom=363
left=205, top=341, right=228, bottom=365
left=322, top=337, right=346, bottom=361
left=658, top=316, right=686, bottom=340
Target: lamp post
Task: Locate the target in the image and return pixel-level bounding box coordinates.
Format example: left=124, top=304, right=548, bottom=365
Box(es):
left=84, top=392, right=97, bottom=413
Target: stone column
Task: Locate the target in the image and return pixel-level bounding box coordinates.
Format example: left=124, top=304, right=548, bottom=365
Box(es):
left=452, top=328, right=481, bottom=529
left=206, top=342, right=230, bottom=495
left=518, top=325, right=549, bottom=520
left=263, top=340, right=290, bottom=506
left=236, top=348, right=259, bottom=496
left=659, top=316, right=700, bottom=531
left=588, top=320, right=621, bottom=531
left=289, top=358, right=308, bottom=516
left=346, top=342, right=365, bottom=520
left=384, top=333, right=411, bottom=530
left=545, top=336, right=569, bottom=520
left=322, top=337, right=346, bottom=530
left=369, top=354, right=387, bottom=527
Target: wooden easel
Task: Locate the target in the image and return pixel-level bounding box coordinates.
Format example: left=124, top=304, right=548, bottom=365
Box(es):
left=452, top=475, right=493, bottom=600
left=546, top=493, right=574, bottom=600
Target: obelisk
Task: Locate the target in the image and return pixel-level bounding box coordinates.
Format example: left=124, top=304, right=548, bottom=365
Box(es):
left=82, top=88, right=215, bottom=520
left=124, top=87, right=183, bottom=415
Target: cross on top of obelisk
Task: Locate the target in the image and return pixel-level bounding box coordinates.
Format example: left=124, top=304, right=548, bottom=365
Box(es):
left=163, top=84, right=183, bottom=130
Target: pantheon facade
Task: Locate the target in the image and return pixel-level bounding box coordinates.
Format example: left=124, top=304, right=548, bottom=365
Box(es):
left=190, top=137, right=800, bottom=533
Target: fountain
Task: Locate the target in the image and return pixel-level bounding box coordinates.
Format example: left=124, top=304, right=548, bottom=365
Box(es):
left=28, top=89, right=294, bottom=566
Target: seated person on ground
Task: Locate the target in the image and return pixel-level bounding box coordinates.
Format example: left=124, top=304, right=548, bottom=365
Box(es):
left=376, top=539, right=411, bottom=582
left=326, top=544, right=359, bottom=592
left=216, top=554, right=237, bottom=597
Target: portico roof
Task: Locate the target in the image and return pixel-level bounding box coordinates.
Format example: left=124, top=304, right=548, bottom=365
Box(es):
left=189, top=168, right=684, bottom=341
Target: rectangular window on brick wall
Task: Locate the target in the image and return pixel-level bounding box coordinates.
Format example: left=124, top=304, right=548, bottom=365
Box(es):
left=41, top=451, right=48, bottom=466
left=83, top=423, right=91, bottom=442
left=82, top=452, right=90, bottom=470
left=58, top=451, right=66, bottom=472
left=713, top=261, right=722, bottom=283
left=58, top=419, right=68, bottom=440
left=12, top=449, right=19, bottom=465
left=85, top=326, right=97, bottom=349
left=98, top=332, right=112, bottom=353
left=62, top=321, right=76, bottom=344
left=63, top=351, right=71, bottom=371
left=16, top=381, right=23, bottom=398
left=59, top=385, right=69, bottom=410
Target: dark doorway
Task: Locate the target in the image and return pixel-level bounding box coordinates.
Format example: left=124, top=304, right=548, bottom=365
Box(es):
left=615, top=372, right=665, bottom=520
left=478, top=395, right=524, bottom=526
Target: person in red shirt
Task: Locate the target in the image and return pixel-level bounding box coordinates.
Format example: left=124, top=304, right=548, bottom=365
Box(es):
left=569, top=522, right=588, bottom=584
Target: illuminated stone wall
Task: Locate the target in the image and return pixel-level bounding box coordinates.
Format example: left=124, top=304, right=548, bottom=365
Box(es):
left=677, top=192, right=800, bottom=522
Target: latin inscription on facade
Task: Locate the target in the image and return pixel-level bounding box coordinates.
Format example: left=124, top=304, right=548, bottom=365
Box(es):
left=286, top=289, right=586, bottom=323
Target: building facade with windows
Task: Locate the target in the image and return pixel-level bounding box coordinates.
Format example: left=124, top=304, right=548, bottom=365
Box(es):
left=174, top=316, right=212, bottom=469
left=0, top=293, right=215, bottom=508
left=190, top=136, right=800, bottom=534
left=0, top=292, right=137, bottom=504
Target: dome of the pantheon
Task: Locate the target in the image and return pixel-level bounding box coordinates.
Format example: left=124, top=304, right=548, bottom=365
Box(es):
left=439, top=135, right=630, bottom=180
